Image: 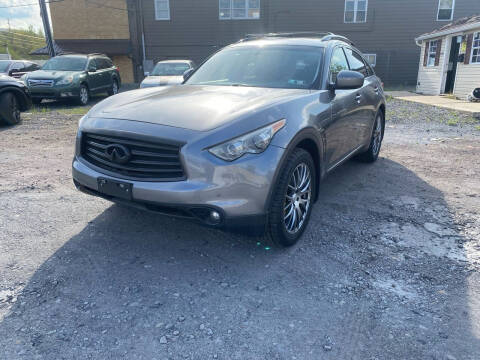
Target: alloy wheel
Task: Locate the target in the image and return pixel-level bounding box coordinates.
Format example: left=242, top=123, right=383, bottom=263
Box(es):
left=11, top=95, right=20, bottom=122
left=372, top=115, right=382, bottom=156
left=112, top=81, right=118, bottom=95
left=80, top=87, right=89, bottom=105
left=284, top=163, right=312, bottom=234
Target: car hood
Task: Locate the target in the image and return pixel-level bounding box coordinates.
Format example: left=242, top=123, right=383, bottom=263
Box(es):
left=141, top=76, right=184, bottom=86
left=27, top=70, right=80, bottom=80
left=88, top=85, right=308, bottom=132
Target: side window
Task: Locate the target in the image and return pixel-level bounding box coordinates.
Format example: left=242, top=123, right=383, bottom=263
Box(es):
left=95, top=58, right=107, bottom=70
left=105, top=58, right=113, bottom=68
left=344, top=48, right=368, bottom=77
left=329, top=47, right=349, bottom=83
left=24, top=62, right=39, bottom=72
left=88, top=59, right=97, bottom=70
left=12, top=62, right=24, bottom=71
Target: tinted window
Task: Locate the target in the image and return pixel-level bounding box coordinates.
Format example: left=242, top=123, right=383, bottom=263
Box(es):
left=96, top=58, right=111, bottom=69
left=0, top=61, right=11, bottom=72
left=12, top=62, right=24, bottom=71
left=151, top=62, right=192, bottom=76
left=104, top=58, right=113, bottom=68
left=24, top=62, right=40, bottom=72
left=329, top=47, right=349, bottom=83
left=344, top=48, right=368, bottom=77
left=43, top=56, right=87, bottom=71
left=187, top=46, right=323, bottom=89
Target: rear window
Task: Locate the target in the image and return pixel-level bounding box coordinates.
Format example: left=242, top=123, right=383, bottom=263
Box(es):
left=151, top=62, right=192, bottom=76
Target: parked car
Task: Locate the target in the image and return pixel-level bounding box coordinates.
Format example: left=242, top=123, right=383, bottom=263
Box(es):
left=0, top=74, right=32, bottom=125
left=24, top=53, right=121, bottom=105
left=72, top=33, right=385, bottom=247
left=0, top=60, right=41, bottom=79
left=140, top=60, right=195, bottom=88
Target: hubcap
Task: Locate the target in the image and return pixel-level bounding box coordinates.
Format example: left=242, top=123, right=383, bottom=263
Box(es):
left=372, top=115, right=382, bottom=155
left=80, top=87, right=88, bottom=104
left=284, top=163, right=312, bottom=234
left=112, top=82, right=118, bottom=94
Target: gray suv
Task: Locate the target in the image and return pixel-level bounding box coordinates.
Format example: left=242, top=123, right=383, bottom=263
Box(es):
left=73, top=33, right=386, bottom=247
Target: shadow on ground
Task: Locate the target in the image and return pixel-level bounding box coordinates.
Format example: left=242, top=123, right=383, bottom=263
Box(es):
left=0, top=157, right=479, bottom=359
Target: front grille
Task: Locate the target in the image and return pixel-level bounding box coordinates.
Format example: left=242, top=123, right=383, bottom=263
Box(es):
left=28, top=79, right=54, bottom=87
left=81, top=133, right=185, bottom=181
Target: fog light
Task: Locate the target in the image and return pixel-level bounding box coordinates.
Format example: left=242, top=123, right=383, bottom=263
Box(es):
left=210, top=211, right=221, bottom=224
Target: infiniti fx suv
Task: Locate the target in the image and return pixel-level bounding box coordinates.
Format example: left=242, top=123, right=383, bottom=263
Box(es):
left=73, top=33, right=386, bottom=247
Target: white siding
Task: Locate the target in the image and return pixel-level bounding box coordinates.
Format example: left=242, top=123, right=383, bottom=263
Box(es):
left=453, top=60, right=480, bottom=100
left=416, top=40, right=445, bottom=95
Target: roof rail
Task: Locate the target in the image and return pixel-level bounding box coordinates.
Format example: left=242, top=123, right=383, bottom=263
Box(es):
left=321, top=34, right=354, bottom=46
left=239, top=32, right=354, bottom=46
left=240, top=32, right=333, bottom=41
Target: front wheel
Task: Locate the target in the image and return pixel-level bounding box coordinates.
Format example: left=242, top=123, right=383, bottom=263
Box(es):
left=0, top=92, right=21, bottom=126
left=77, top=85, right=89, bottom=105
left=356, top=111, right=384, bottom=163
left=266, top=148, right=315, bottom=247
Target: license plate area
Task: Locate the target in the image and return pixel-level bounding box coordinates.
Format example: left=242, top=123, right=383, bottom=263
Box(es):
left=97, top=178, right=132, bottom=200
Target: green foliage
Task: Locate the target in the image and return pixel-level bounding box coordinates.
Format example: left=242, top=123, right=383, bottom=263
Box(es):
left=0, top=27, right=48, bottom=60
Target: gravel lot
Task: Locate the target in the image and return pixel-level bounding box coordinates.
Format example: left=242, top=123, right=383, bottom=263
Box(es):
left=1, top=98, right=480, bottom=359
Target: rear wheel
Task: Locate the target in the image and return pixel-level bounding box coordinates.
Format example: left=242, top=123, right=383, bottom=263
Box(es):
left=266, top=148, right=315, bottom=247
left=108, top=79, right=119, bottom=96
left=0, top=92, right=21, bottom=126
left=77, top=84, right=89, bottom=105
left=356, top=110, right=384, bottom=163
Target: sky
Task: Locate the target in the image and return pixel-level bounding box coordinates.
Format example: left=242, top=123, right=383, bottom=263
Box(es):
left=0, top=0, right=44, bottom=31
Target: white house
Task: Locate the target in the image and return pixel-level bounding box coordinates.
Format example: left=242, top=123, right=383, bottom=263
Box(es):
left=415, top=15, right=480, bottom=99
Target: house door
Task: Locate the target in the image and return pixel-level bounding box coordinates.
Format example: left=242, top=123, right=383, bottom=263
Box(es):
left=445, top=36, right=460, bottom=93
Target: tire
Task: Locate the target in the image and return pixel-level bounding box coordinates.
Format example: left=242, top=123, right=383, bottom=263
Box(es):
left=0, top=92, right=21, bottom=126
left=32, top=98, right=42, bottom=105
left=77, top=84, right=89, bottom=105
left=356, top=110, right=384, bottom=163
left=265, top=148, right=316, bottom=247
left=108, top=79, right=119, bottom=96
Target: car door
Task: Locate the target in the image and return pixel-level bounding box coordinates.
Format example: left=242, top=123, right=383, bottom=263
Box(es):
left=87, top=58, right=103, bottom=92
left=96, top=58, right=111, bottom=90
left=344, top=47, right=377, bottom=147
left=325, top=47, right=362, bottom=169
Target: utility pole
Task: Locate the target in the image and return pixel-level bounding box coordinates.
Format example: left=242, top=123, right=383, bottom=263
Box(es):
left=38, top=0, right=55, bottom=57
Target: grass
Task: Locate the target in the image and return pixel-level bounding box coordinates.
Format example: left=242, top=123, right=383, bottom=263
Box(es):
left=30, top=104, right=91, bottom=116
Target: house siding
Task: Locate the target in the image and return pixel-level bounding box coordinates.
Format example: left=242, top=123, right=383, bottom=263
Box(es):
left=454, top=43, right=480, bottom=99
left=132, top=0, right=480, bottom=85
left=416, top=39, right=446, bottom=95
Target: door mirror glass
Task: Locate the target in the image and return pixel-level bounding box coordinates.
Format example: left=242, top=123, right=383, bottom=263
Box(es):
left=183, top=68, right=195, bottom=81
left=335, top=70, right=364, bottom=90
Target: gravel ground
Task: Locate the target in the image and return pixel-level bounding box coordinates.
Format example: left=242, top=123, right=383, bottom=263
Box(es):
left=0, top=98, right=479, bottom=359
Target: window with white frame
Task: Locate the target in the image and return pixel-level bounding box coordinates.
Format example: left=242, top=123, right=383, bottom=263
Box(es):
left=427, top=40, right=438, bottom=67
left=154, top=0, right=170, bottom=20
left=344, top=0, right=368, bottom=23
left=219, top=0, right=260, bottom=20
left=471, top=32, right=480, bottom=64
left=437, top=0, right=455, bottom=21
left=363, top=54, right=376, bottom=67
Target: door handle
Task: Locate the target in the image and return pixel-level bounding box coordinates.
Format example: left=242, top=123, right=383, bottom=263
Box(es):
left=355, top=94, right=362, bottom=104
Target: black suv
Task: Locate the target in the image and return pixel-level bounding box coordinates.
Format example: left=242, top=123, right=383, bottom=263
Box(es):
left=0, top=60, right=41, bottom=79
left=25, top=54, right=121, bottom=105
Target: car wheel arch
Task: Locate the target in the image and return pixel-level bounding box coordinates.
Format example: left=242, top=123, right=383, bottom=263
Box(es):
left=265, top=128, right=324, bottom=213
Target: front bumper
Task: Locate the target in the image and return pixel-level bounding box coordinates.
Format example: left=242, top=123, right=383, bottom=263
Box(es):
left=29, top=84, right=80, bottom=100
left=72, top=133, right=285, bottom=235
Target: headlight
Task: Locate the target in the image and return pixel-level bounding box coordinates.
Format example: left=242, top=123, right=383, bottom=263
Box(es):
left=57, top=76, right=74, bottom=85
left=208, top=119, right=286, bottom=161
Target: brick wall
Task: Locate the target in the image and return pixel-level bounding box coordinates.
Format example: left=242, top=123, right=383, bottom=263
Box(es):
left=49, top=0, right=130, bottom=40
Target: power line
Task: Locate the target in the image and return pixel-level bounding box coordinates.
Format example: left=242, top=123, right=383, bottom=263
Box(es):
left=0, top=0, right=64, bottom=8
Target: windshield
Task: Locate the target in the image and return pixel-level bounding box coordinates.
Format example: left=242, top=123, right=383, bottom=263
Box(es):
left=0, top=61, right=11, bottom=72
left=42, top=57, right=87, bottom=71
left=186, top=45, right=323, bottom=89
left=152, top=62, right=191, bottom=76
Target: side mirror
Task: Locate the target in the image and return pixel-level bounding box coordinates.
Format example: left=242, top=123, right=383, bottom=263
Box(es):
left=144, top=72, right=150, bottom=77
left=334, top=70, right=364, bottom=90
left=88, top=66, right=97, bottom=73
left=183, top=68, right=195, bottom=81
left=9, top=69, right=19, bottom=77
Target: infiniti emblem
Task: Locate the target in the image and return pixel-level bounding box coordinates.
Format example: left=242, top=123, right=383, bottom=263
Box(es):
left=105, top=144, right=131, bottom=164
